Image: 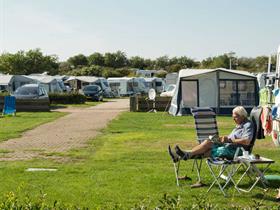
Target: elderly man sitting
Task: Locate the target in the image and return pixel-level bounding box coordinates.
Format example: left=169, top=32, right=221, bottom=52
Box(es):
left=169, top=106, right=254, bottom=161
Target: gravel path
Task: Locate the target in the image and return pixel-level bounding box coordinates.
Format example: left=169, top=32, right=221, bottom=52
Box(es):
left=0, top=99, right=129, bottom=161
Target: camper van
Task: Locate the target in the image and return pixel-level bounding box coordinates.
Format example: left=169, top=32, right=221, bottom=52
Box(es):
left=144, top=77, right=165, bottom=93
left=108, top=77, right=134, bottom=96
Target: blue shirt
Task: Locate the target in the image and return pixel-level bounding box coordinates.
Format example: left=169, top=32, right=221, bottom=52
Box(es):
left=228, top=120, right=254, bottom=142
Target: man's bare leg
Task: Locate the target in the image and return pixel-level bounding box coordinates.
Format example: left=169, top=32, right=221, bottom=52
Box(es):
left=190, top=140, right=213, bottom=157
left=175, top=140, right=213, bottom=159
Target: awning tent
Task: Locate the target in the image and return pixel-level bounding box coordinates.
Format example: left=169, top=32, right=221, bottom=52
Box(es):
left=0, top=75, right=36, bottom=93
left=169, top=68, right=258, bottom=115
left=65, top=76, right=99, bottom=90
left=27, top=75, right=64, bottom=93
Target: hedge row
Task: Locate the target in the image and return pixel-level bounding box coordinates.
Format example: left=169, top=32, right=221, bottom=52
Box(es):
left=49, top=92, right=86, bottom=104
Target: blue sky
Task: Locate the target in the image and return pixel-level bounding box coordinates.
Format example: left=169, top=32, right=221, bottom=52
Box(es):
left=0, top=0, right=279, bottom=61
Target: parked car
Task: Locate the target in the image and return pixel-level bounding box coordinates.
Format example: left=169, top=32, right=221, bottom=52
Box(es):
left=81, top=85, right=103, bottom=101
left=160, top=84, right=176, bottom=97
left=14, top=84, right=49, bottom=101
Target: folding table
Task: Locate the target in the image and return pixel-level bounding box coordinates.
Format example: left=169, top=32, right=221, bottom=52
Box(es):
left=235, top=156, right=275, bottom=193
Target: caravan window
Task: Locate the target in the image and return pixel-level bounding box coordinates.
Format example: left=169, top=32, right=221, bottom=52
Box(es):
left=155, top=81, right=162, bottom=86
left=219, top=80, right=256, bottom=106
left=109, top=82, right=120, bottom=91
left=127, top=82, right=133, bottom=92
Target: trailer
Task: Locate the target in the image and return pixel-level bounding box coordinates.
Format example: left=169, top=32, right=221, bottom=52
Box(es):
left=108, top=77, right=134, bottom=96
left=144, top=77, right=166, bottom=93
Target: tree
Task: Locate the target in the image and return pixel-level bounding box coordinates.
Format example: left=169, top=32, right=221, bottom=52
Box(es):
left=129, top=56, right=146, bottom=69
left=67, top=54, right=88, bottom=68
left=58, top=62, right=72, bottom=74
left=114, top=51, right=128, bottom=68
left=88, top=52, right=104, bottom=66
left=0, top=49, right=59, bottom=75
left=25, top=49, right=59, bottom=75
left=0, top=51, right=26, bottom=74
left=156, top=56, right=169, bottom=69
left=200, top=54, right=231, bottom=69
left=103, top=51, right=128, bottom=68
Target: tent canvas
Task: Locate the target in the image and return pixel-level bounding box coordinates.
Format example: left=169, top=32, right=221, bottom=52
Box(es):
left=27, top=75, right=65, bottom=93
left=169, top=68, right=258, bottom=115
left=0, top=75, right=36, bottom=93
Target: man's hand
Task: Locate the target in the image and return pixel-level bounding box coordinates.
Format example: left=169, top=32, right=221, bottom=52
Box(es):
left=220, top=136, right=229, bottom=143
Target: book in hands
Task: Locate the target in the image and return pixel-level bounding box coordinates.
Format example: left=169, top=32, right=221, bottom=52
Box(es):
left=208, top=134, right=220, bottom=144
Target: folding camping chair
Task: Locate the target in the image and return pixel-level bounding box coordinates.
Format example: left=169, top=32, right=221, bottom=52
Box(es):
left=206, top=107, right=260, bottom=196
left=168, top=107, right=218, bottom=186
left=2, top=96, right=16, bottom=116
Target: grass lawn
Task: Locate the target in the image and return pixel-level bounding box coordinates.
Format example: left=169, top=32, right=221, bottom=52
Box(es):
left=0, top=112, right=279, bottom=209
left=0, top=112, right=66, bottom=142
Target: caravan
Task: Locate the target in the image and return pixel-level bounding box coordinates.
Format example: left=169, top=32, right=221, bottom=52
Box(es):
left=144, top=77, right=166, bottom=93
left=132, top=77, right=149, bottom=94
left=108, top=77, right=134, bottom=96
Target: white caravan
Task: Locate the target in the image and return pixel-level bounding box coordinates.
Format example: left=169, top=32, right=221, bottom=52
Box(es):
left=132, top=77, right=149, bottom=94
left=144, top=77, right=166, bottom=93
left=108, top=77, right=134, bottom=96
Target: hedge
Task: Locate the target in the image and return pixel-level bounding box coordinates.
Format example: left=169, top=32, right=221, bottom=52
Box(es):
left=49, top=92, right=86, bottom=104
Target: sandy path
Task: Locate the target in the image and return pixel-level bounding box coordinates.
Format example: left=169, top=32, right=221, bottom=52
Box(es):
left=0, top=99, right=129, bottom=161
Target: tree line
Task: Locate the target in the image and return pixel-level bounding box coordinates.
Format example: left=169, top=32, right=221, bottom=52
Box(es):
left=0, top=49, right=276, bottom=77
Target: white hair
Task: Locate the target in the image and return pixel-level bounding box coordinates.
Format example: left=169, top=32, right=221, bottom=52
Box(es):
left=232, top=106, right=248, bottom=118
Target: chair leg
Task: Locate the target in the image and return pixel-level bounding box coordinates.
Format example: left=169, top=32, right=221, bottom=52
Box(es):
left=193, top=159, right=203, bottom=183
left=173, top=161, right=180, bottom=186
left=206, top=162, right=227, bottom=197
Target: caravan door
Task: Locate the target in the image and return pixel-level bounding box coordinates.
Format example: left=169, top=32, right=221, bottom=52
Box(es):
left=181, top=80, right=198, bottom=107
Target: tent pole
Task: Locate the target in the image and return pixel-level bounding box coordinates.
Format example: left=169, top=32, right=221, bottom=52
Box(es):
left=216, top=71, right=220, bottom=114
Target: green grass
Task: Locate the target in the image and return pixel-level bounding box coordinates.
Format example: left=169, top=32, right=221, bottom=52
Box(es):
left=0, top=112, right=279, bottom=209
left=0, top=112, right=66, bottom=142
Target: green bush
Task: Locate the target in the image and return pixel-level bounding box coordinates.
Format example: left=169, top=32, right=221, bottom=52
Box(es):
left=49, top=92, right=86, bottom=104
left=0, top=91, right=10, bottom=96
left=1, top=191, right=280, bottom=210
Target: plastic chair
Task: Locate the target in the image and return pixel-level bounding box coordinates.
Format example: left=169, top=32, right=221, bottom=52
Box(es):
left=2, top=96, right=16, bottom=116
